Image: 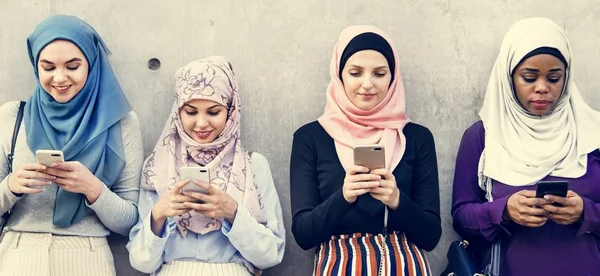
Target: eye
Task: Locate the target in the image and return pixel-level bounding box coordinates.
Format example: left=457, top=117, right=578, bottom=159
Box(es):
left=548, top=76, right=562, bottom=83
left=348, top=71, right=361, bottom=77
left=184, top=109, right=197, bottom=116
left=522, top=76, right=536, bottom=83
left=67, top=66, right=80, bottom=71
left=208, top=110, right=221, bottom=116
left=42, top=66, right=55, bottom=71
left=374, top=72, right=387, bottom=78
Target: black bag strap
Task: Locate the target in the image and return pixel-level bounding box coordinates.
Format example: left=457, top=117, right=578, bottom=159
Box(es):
left=7, top=101, right=26, bottom=173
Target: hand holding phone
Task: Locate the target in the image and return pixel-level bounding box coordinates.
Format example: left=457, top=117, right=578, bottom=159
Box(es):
left=36, top=150, right=64, bottom=167
left=180, top=167, right=210, bottom=194
left=535, top=180, right=568, bottom=207
left=353, top=144, right=385, bottom=171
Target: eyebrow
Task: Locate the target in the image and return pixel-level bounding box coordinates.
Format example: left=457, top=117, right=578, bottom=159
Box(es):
left=521, top=67, right=564, bottom=73
left=347, top=64, right=389, bottom=70
left=39, top=58, right=83, bottom=64
left=183, top=103, right=223, bottom=110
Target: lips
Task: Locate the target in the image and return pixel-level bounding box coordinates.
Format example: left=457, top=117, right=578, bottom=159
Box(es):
left=194, top=130, right=212, bottom=139
left=359, top=93, right=376, bottom=100
left=531, top=100, right=551, bottom=109
left=52, top=85, right=72, bottom=94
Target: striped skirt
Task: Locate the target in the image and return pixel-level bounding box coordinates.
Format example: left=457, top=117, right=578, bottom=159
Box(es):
left=313, top=232, right=432, bottom=276
left=0, top=231, right=115, bottom=276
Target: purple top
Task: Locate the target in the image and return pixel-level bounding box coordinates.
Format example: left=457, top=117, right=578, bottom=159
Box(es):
left=452, top=121, right=600, bottom=276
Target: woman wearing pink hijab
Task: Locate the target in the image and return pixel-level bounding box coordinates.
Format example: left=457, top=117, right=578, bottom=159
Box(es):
left=290, top=26, right=441, bottom=275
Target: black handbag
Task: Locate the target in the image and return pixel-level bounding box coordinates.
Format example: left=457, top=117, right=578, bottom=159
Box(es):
left=442, top=174, right=501, bottom=276
left=0, top=101, right=26, bottom=233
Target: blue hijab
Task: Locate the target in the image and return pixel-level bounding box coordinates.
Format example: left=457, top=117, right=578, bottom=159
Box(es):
left=24, top=15, right=131, bottom=227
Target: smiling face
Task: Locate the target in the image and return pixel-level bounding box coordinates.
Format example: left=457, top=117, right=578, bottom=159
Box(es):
left=512, top=54, right=566, bottom=116
left=37, top=40, right=89, bottom=103
left=179, top=99, right=228, bottom=144
left=340, top=50, right=392, bottom=110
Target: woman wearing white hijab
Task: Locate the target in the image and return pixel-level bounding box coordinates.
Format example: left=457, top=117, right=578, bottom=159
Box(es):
left=452, top=17, right=600, bottom=275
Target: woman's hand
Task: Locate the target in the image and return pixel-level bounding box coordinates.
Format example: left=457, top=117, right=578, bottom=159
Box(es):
left=44, top=161, right=104, bottom=203
left=342, top=165, right=381, bottom=204
left=150, top=179, right=196, bottom=236
left=182, top=180, right=238, bottom=222
left=505, top=190, right=549, bottom=227
left=541, top=191, right=584, bottom=225
left=369, top=168, right=400, bottom=210
left=7, top=163, right=54, bottom=195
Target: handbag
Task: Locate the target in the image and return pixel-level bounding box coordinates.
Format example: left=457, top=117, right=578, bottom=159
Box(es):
left=441, top=175, right=501, bottom=276
left=0, top=101, right=26, bottom=233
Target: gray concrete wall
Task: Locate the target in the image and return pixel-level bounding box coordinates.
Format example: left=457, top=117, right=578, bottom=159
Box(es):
left=2, top=1, right=600, bottom=275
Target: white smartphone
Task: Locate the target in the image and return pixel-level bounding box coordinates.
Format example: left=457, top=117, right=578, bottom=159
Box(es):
left=36, top=150, right=65, bottom=167
left=353, top=144, right=386, bottom=171
left=180, top=167, right=210, bottom=194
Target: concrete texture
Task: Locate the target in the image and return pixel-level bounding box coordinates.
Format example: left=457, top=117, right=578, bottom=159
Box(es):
left=1, top=1, right=600, bottom=275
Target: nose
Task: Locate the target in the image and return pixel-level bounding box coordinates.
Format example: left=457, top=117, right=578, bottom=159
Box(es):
left=53, top=69, right=68, bottom=83
left=361, top=75, right=374, bottom=90
left=534, top=80, right=549, bottom=94
left=194, top=116, right=209, bottom=129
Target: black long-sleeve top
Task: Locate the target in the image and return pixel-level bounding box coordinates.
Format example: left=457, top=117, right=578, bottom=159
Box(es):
left=290, top=121, right=441, bottom=251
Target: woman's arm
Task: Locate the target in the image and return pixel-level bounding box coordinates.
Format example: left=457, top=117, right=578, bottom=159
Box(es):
left=386, top=127, right=441, bottom=251
left=221, top=152, right=285, bottom=269
left=127, top=187, right=172, bottom=274
left=87, top=112, right=143, bottom=235
left=290, top=128, right=354, bottom=250
left=451, top=122, right=510, bottom=242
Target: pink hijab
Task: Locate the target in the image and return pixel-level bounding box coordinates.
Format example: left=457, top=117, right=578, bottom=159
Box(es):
left=142, top=56, right=266, bottom=236
left=318, top=25, right=410, bottom=171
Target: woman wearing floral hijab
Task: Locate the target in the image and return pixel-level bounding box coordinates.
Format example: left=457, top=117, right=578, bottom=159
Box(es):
left=128, top=56, right=285, bottom=276
left=290, top=25, right=441, bottom=275
left=452, top=17, right=600, bottom=275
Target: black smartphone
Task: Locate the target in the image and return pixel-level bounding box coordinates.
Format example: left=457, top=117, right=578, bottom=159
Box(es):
left=535, top=180, right=569, bottom=207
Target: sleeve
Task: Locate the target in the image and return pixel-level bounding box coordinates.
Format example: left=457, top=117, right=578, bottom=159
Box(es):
left=87, top=112, right=143, bottom=236
left=290, top=128, right=354, bottom=250
left=451, top=123, right=510, bottom=242
left=126, top=186, right=173, bottom=274
left=220, top=153, right=285, bottom=269
left=0, top=102, right=23, bottom=214
left=386, top=127, right=442, bottom=251
left=576, top=196, right=600, bottom=237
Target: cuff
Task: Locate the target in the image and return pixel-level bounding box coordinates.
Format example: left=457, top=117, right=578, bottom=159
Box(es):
left=576, top=196, right=600, bottom=237
left=222, top=203, right=253, bottom=239
left=0, top=176, right=21, bottom=208
left=85, top=185, right=110, bottom=209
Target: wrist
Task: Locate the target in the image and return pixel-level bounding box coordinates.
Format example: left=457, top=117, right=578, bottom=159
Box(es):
left=388, top=188, right=400, bottom=210
left=6, top=174, right=23, bottom=197
left=151, top=206, right=167, bottom=222
left=85, top=180, right=104, bottom=204
left=226, top=201, right=238, bottom=222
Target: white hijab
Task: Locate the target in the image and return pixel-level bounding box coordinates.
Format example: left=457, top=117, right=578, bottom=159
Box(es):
left=478, top=17, right=600, bottom=187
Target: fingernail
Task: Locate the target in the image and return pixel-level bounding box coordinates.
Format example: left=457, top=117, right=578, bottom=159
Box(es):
left=544, top=195, right=550, bottom=200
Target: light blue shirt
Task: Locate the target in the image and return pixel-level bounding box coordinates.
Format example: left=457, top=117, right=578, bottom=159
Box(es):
left=127, top=152, right=285, bottom=275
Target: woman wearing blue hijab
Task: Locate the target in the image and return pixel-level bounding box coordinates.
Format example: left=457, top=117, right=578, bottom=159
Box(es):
left=0, top=15, right=143, bottom=275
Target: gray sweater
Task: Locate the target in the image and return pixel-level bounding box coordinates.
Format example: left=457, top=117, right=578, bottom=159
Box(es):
left=0, top=101, right=143, bottom=236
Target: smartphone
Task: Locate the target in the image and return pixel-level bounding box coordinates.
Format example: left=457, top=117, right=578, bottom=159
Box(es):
left=535, top=180, right=569, bottom=207
left=36, top=150, right=64, bottom=167
left=180, top=167, right=210, bottom=194
left=353, top=144, right=386, bottom=171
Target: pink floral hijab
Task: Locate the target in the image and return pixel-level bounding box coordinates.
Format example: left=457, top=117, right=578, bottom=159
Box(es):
left=142, top=56, right=266, bottom=236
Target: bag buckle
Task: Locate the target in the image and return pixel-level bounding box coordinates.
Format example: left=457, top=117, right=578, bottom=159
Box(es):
left=458, top=240, right=469, bottom=249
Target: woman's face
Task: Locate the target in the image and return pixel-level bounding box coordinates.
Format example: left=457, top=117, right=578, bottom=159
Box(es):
left=179, top=99, right=228, bottom=144
left=37, top=40, right=89, bottom=103
left=512, top=54, right=566, bottom=116
left=341, top=50, right=392, bottom=110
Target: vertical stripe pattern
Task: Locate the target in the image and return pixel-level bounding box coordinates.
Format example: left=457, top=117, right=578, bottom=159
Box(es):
left=0, top=231, right=115, bottom=276
left=313, top=232, right=431, bottom=276
left=157, top=260, right=252, bottom=276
